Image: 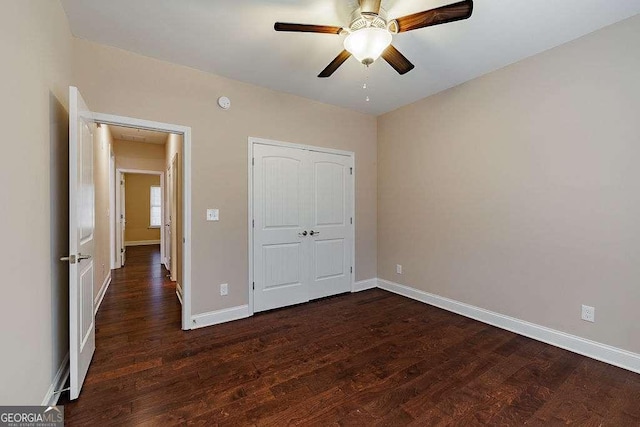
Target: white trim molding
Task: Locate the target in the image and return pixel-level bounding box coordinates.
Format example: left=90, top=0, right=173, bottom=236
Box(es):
left=94, top=274, right=112, bottom=315
left=377, top=278, right=640, bottom=374
left=41, top=352, right=70, bottom=406
left=125, top=240, right=161, bottom=247
left=352, top=278, right=378, bottom=292
left=176, top=283, right=183, bottom=305
left=191, top=305, right=250, bottom=329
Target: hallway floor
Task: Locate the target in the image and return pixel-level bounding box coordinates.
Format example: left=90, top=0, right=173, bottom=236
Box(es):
left=60, top=245, right=640, bottom=425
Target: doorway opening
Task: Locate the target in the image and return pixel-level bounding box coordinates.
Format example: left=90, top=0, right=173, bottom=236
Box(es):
left=103, top=124, right=187, bottom=314
left=114, top=170, right=164, bottom=263
left=92, top=113, right=192, bottom=332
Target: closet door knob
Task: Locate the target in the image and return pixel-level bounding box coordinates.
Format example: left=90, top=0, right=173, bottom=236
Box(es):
left=309, top=230, right=320, bottom=236
left=298, top=231, right=308, bottom=237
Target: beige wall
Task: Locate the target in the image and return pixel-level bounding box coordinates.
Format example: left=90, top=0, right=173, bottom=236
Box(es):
left=0, top=1, right=72, bottom=404
left=124, top=173, right=161, bottom=243
left=113, top=139, right=165, bottom=172
left=378, top=15, right=640, bottom=354
left=93, top=125, right=114, bottom=301
left=72, top=39, right=378, bottom=315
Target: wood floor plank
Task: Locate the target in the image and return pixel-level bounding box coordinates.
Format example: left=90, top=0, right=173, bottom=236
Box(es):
left=59, top=245, right=640, bottom=425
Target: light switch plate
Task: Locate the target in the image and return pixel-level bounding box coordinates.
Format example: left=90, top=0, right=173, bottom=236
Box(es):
left=206, top=209, right=219, bottom=221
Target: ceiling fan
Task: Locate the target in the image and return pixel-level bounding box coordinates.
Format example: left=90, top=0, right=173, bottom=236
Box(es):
left=274, top=0, right=473, bottom=77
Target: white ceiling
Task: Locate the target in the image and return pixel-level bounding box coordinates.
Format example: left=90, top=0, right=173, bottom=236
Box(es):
left=107, top=124, right=169, bottom=144
left=62, top=0, right=640, bottom=115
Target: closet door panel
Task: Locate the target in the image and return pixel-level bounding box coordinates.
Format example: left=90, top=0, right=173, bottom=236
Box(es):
left=308, top=152, right=353, bottom=300
left=253, top=144, right=310, bottom=312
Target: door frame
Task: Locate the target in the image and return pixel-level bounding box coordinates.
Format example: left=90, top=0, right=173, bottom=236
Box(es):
left=109, top=148, right=117, bottom=269
left=114, top=170, right=125, bottom=267
left=95, top=112, right=192, bottom=330
left=167, top=153, right=179, bottom=281
left=247, top=137, right=356, bottom=315
left=164, top=158, right=173, bottom=270
left=114, top=168, right=164, bottom=256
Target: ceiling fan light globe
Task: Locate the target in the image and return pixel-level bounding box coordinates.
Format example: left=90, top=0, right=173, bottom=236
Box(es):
left=343, top=27, right=392, bottom=64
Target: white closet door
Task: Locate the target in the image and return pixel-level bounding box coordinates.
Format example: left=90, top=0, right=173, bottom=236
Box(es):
left=308, top=151, right=353, bottom=300
left=253, top=144, right=310, bottom=312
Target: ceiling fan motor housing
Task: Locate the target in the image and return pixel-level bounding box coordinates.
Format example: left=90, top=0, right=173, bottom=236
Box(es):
left=349, top=7, right=388, bottom=31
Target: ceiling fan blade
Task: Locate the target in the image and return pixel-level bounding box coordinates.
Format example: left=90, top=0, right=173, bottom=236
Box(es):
left=395, top=0, right=473, bottom=33
left=318, top=50, right=352, bottom=78
left=359, top=0, right=382, bottom=15
left=381, top=45, right=415, bottom=75
left=274, top=22, right=343, bottom=34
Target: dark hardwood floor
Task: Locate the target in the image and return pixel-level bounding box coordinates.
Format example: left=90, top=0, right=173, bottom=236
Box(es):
left=60, top=245, right=640, bottom=425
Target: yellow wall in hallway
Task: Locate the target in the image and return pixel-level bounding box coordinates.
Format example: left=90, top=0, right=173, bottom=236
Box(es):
left=124, top=173, right=162, bottom=243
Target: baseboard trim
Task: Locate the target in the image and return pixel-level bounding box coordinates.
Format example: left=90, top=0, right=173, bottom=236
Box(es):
left=41, top=352, right=69, bottom=406
left=377, top=278, right=640, bottom=374
left=94, top=273, right=112, bottom=315
left=191, top=305, right=250, bottom=330
left=125, top=240, right=160, bottom=247
left=352, top=278, right=377, bottom=292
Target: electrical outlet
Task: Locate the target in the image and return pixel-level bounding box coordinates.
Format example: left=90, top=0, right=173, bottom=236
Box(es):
left=220, top=283, right=228, bottom=296
left=581, top=305, right=595, bottom=322
left=396, top=264, right=402, bottom=274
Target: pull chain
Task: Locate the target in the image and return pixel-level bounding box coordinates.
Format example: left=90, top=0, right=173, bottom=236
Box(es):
left=363, top=64, right=370, bottom=102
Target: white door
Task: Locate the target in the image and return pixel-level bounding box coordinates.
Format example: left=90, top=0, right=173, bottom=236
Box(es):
left=253, top=144, right=310, bottom=312
left=114, top=171, right=124, bottom=268
left=109, top=151, right=116, bottom=269
left=252, top=143, right=353, bottom=312
left=67, top=86, right=96, bottom=400
left=308, top=151, right=353, bottom=300
left=165, top=164, right=172, bottom=271
left=119, top=173, right=126, bottom=266
left=170, top=154, right=179, bottom=281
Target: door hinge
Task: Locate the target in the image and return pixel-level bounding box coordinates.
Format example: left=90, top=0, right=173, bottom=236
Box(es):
left=252, top=157, right=254, bottom=166
left=350, top=167, right=353, bottom=175
left=350, top=217, right=353, bottom=225
left=252, top=282, right=255, bottom=290
left=350, top=266, right=353, bottom=274
left=183, top=237, right=186, bottom=243
left=252, top=219, right=254, bottom=228
left=120, top=248, right=124, bottom=253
